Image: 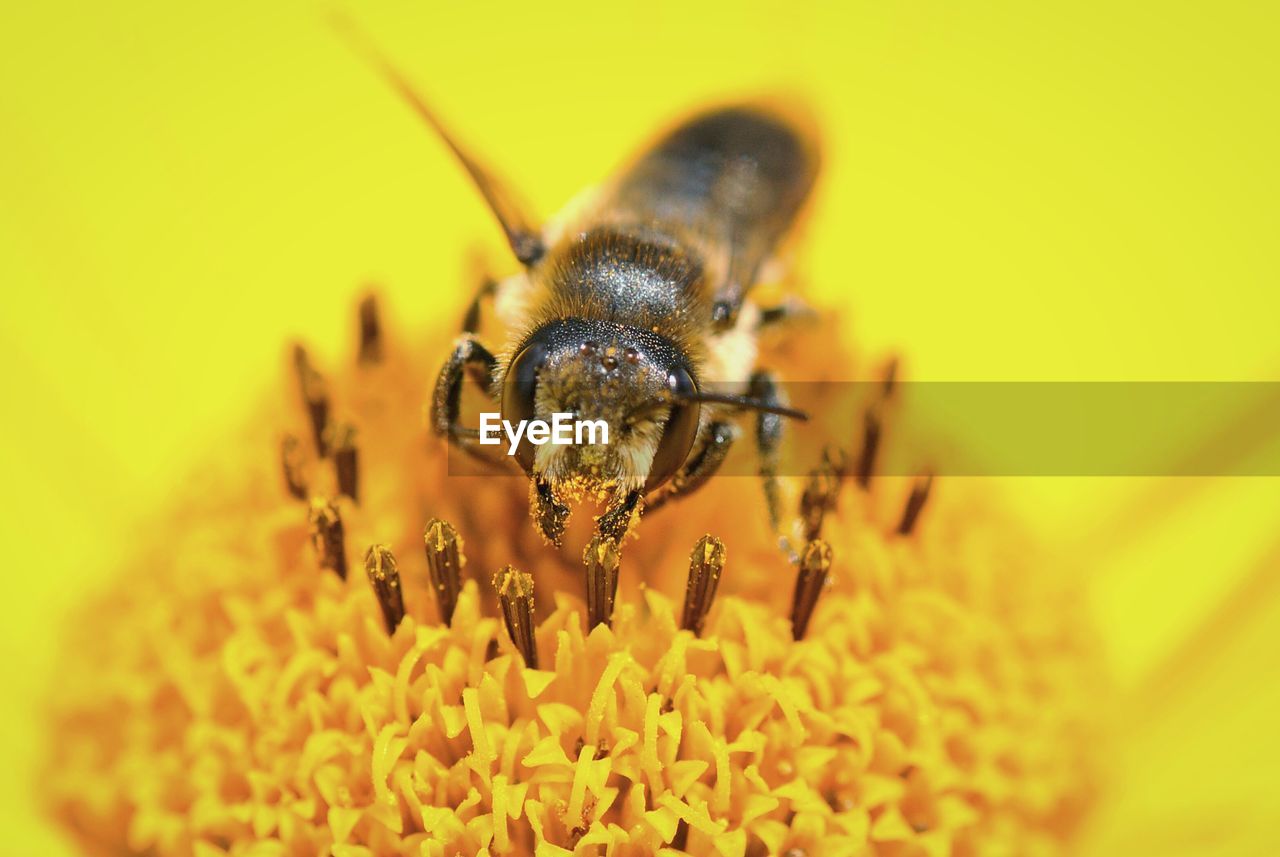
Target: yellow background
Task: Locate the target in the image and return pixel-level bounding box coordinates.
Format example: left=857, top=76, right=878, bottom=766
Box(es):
left=1, top=0, right=1276, bottom=853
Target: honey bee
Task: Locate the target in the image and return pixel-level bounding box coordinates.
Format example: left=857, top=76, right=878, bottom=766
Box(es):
left=346, top=30, right=818, bottom=554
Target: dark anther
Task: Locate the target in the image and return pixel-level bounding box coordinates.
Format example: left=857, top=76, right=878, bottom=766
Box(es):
left=494, top=565, right=539, bottom=668
left=364, top=544, right=406, bottom=635
left=624, top=347, right=640, bottom=364
left=580, top=340, right=598, bottom=355
left=681, top=535, right=726, bottom=636
left=881, top=356, right=900, bottom=399
left=293, top=344, right=332, bottom=456
left=424, top=518, right=464, bottom=626
left=790, top=539, right=832, bottom=640
left=281, top=434, right=308, bottom=500
left=584, top=535, right=621, bottom=630
left=897, top=474, right=934, bottom=536
left=307, top=497, right=348, bottom=580
left=855, top=406, right=881, bottom=490
left=330, top=423, right=358, bottom=503
left=358, top=293, right=383, bottom=364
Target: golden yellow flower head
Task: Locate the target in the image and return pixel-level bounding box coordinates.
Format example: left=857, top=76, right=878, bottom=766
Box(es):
left=44, top=298, right=1100, bottom=856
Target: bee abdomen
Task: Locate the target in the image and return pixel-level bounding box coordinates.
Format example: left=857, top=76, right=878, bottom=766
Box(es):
left=610, top=106, right=818, bottom=259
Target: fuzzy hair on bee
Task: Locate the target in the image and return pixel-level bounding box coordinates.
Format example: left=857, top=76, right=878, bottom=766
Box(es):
left=509, top=230, right=710, bottom=496
left=340, top=21, right=819, bottom=557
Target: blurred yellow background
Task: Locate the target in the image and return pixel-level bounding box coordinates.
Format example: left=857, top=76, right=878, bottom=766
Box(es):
left=1, top=0, right=1276, bottom=853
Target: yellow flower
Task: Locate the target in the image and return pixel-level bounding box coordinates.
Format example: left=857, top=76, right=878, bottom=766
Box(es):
left=43, top=300, right=1101, bottom=856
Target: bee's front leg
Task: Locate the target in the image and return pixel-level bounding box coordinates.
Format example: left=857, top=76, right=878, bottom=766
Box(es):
left=430, top=334, right=502, bottom=464
left=530, top=477, right=572, bottom=546
left=596, top=488, right=643, bottom=543
left=460, top=273, right=497, bottom=334
left=756, top=294, right=817, bottom=331
left=748, top=369, right=799, bottom=564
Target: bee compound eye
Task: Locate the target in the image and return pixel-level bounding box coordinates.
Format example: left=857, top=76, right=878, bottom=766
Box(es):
left=645, top=367, right=700, bottom=492
left=501, top=341, right=548, bottom=471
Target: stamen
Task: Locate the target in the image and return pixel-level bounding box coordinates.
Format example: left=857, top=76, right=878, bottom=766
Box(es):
left=791, top=539, right=832, bottom=640
left=855, top=406, right=881, bottom=489
left=330, top=422, right=359, bottom=503
left=856, top=360, right=898, bottom=489
left=584, top=535, right=621, bottom=630
left=293, top=344, right=332, bottom=456
left=882, top=356, right=900, bottom=399
left=364, top=544, right=406, bottom=634
left=800, top=447, right=846, bottom=541
left=897, top=474, right=935, bottom=536
left=358, top=293, right=383, bottom=364
left=494, top=566, right=539, bottom=668
left=681, top=535, right=726, bottom=636
left=281, top=434, right=308, bottom=500
left=307, top=497, right=348, bottom=580
left=424, top=518, right=463, bottom=626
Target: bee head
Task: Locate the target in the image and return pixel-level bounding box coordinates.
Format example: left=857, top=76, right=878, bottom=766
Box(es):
left=501, top=319, right=700, bottom=495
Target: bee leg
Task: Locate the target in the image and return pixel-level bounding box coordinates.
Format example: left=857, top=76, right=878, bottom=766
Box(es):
left=460, top=275, right=497, bottom=334
left=597, top=488, right=644, bottom=543
left=800, top=449, right=845, bottom=542
left=531, top=477, right=572, bottom=546
left=645, top=421, right=738, bottom=513
left=430, top=334, right=504, bottom=464
left=747, top=370, right=799, bottom=564
left=756, top=295, right=817, bottom=332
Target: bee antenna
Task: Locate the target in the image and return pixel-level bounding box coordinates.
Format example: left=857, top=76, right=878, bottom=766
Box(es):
left=329, top=12, right=546, bottom=266
left=673, top=389, right=809, bottom=421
